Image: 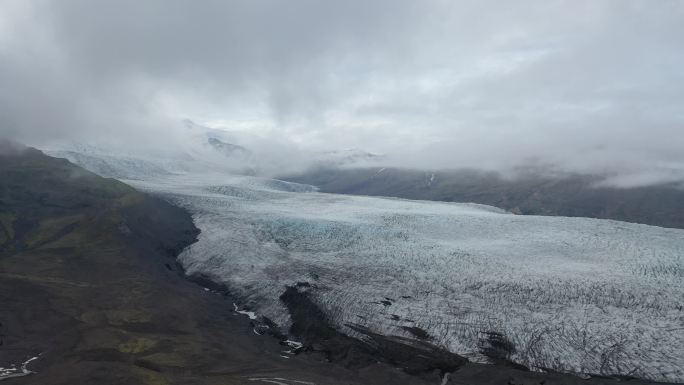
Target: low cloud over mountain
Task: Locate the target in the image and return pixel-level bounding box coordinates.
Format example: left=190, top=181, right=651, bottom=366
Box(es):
left=1, top=1, right=683, bottom=185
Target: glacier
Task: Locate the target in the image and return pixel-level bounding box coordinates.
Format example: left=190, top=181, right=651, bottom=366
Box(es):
left=46, top=146, right=684, bottom=382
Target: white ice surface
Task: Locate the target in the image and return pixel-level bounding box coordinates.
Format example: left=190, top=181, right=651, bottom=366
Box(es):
left=120, top=172, right=684, bottom=382
left=44, top=145, right=683, bottom=382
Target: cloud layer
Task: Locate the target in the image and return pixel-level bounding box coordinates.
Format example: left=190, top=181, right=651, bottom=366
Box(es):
left=1, top=1, right=683, bottom=183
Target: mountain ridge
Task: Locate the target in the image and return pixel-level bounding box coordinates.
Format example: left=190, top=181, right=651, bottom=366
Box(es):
left=282, top=166, right=684, bottom=229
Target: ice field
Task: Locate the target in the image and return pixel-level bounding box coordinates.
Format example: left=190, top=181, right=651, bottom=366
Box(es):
left=47, top=141, right=683, bottom=381
left=124, top=172, right=684, bottom=382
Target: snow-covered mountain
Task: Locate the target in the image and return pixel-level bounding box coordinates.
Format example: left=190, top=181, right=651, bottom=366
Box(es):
left=43, top=142, right=684, bottom=382
left=43, top=123, right=270, bottom=178
left=313, top=148, right=384, bottom=168
left=44, top=121, right=384, bottom=179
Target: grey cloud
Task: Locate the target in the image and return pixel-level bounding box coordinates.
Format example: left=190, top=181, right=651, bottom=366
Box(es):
left=0, top=0, right=682, bottom=186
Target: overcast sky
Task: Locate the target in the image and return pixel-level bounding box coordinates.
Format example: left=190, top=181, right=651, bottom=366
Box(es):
left=1, top=1, right=683, bottom=183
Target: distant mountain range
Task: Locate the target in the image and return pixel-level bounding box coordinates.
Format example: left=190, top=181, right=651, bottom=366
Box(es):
left=283, top=167, right=684, bottom=229
left=43, top=122, right=684, bottom=232
left=43, top=121, right=383, bottom=180
left=44, top=124, right=260, bottom=178
left=41, top=120, right=684, bottom=232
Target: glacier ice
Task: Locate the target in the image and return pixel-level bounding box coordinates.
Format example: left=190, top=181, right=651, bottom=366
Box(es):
left=48, top=146, right=684, bottom=382
left=122, top=172, right=684, bottom=382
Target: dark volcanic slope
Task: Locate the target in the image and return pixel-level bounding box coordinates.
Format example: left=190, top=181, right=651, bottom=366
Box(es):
left=284, top=167, right=684, bottom=229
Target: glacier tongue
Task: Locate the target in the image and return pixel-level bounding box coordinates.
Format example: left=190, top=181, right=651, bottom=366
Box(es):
left=48, top=142, right=683, bottom=382
left=121, top=171, right=684, bottom=382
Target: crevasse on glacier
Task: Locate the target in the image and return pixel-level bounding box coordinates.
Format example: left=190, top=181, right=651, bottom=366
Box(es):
left=127, top=173, right=683, bottom=382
